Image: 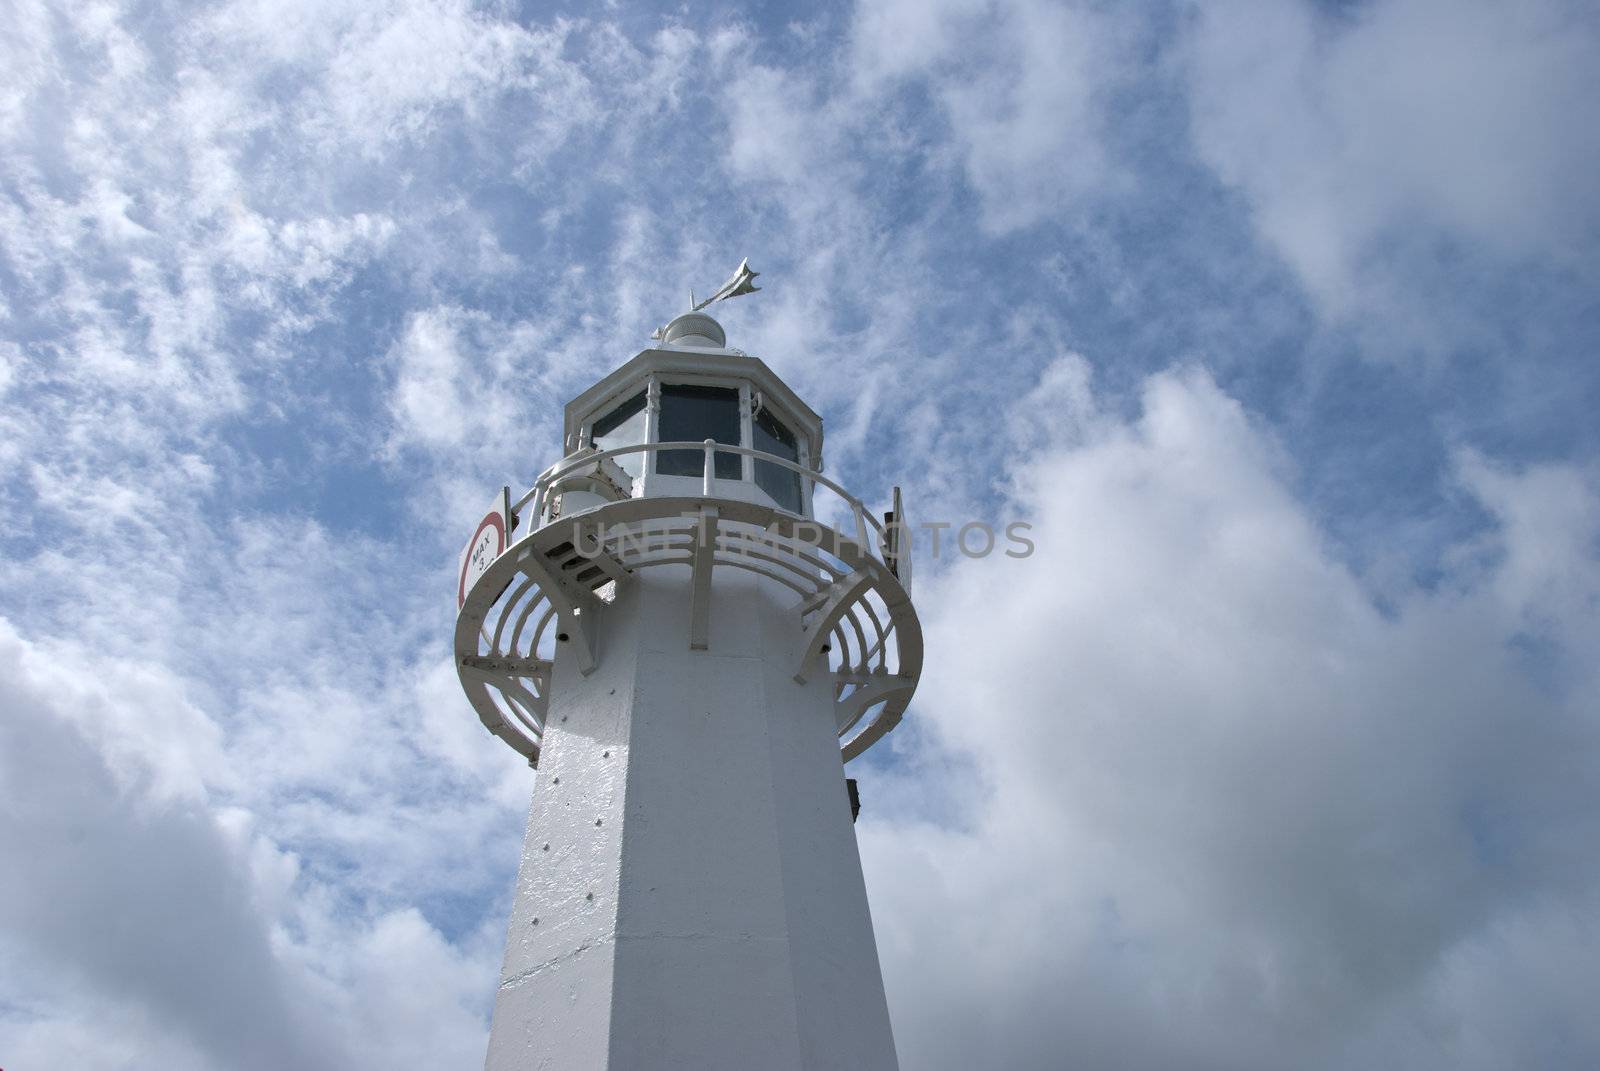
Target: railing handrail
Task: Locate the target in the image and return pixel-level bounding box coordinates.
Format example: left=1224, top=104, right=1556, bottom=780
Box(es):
left=513, top=440, right=893, bottom=558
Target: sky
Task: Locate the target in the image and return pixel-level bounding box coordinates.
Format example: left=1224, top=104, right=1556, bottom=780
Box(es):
left=2, top=0, right=1598, bottom=1068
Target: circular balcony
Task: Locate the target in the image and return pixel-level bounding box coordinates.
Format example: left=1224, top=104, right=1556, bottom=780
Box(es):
left=455, top=441, right=922, bottom=767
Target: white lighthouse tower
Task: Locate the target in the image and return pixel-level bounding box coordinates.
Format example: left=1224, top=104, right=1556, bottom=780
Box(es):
left=453, top=267, right=922, bottom=1070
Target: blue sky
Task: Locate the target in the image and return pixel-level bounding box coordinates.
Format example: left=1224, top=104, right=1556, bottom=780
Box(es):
left=3, top=1, right=1599, bottom=1067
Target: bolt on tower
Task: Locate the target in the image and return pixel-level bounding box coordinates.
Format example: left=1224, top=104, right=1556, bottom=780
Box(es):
left=454, top=280, right=922, bottom=1070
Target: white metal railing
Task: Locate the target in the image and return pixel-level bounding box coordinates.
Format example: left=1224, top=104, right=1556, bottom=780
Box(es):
left=512, top=440, right=905, bottom=584
left=466, top=440, right=922, bottom=764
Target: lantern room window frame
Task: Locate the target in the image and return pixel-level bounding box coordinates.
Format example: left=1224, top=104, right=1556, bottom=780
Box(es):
left=575, top=367, right=815, bottom=516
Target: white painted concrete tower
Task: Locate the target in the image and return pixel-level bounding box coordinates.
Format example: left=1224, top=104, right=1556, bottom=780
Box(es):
left=454, top=306, right=922, bottom=1070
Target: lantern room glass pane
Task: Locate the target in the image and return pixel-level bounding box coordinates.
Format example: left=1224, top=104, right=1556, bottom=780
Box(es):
left=590, top=389, right=647, bottom=479
left=656, top=384, right=741, bottom=479
left=753, top=408, right=802, bottom=513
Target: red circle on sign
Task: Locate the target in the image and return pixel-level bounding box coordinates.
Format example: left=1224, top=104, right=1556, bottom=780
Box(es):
left=458, top=510, right=508, bottom=609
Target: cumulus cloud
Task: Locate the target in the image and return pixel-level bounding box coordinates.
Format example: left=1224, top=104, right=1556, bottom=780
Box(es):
left=865, top=360, right=1600, bottom=1069
left=0, top=600, right=511, bottom=1067
left=0, top=620, right=337, bottom=1070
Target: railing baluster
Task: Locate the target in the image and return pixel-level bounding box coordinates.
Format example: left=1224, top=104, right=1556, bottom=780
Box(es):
left=702, top=438, right=715, bottom=496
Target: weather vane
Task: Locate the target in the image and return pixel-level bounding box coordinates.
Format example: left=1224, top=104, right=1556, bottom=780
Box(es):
left=652, top=258, right=760, bottom=338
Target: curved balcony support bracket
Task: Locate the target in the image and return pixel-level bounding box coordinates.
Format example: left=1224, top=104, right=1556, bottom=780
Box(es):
left=515, top=546, right=599, bottom=676
left=794, top=571, right=873, bottom=684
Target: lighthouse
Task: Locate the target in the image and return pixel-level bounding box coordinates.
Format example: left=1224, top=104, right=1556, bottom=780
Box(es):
left=453, top=268, right=922, bottom=1070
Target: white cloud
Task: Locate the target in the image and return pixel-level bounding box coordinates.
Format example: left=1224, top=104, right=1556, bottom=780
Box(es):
left=389, top=308, right=482, bottom=451
left=0, top=619, right=340, bottom=1070
left=0, top=605, right=509, bottom=1069
left=723, top=58, right=831, bottom=187
left=1185, top=0, right=1600, bottom=323
left=851, top=0, right=1120, bottom=232
left=864, top=359, right=1600, bottom=1069
left=0, top=340, right=18, bottom=399
left=1455, top=449, right=1600, bottom=635
left=3, top=2, right=1596, bottom=1066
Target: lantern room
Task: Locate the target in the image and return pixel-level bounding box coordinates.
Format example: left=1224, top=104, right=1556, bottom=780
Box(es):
left=544, top=311, right=823, bottom=523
